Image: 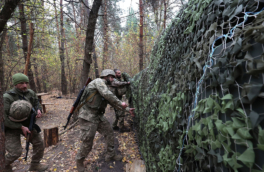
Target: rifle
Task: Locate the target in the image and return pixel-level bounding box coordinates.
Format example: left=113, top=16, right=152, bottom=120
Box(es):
left=24, top=107, right=37, bottom=161
left=64, top=77, right=92, bottom=129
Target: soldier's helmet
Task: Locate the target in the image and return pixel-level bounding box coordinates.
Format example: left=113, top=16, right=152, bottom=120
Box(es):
left=9, top=100, right=32, bottom=122
left=100, top=69, right=116, bottom=78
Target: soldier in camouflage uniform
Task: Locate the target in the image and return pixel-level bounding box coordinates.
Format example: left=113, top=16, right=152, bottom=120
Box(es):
left=3, top=73, right=48, bottom=172
left=76, top=69, right=135, bottom=172
left=110, top=69, right=130, bottom=132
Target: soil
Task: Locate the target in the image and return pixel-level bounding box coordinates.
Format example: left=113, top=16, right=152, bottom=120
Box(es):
left=11, top=93, right=142, bottom=172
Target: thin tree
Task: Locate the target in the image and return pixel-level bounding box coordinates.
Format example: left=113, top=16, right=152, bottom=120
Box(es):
left=139, top=0, right=144, bottom=71
left=80, top=0, right=103, bottom=85
left=33, top=58, right=42, bottom=93
left=93, top=46, right=100, bottom=78
left=164, top=0, right=167, bottom=29
left=19, top=3, right=37, bottom=92
left=0, top=30, right=7, bottom=171
left=60, top=0, right=67, bottom=95
left=102, top=0, right=109, bottom=70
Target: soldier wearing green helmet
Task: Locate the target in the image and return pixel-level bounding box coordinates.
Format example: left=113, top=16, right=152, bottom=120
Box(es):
left=75, top=69, right=135, bottom=172
left=3, top=73, right=48, bottom=172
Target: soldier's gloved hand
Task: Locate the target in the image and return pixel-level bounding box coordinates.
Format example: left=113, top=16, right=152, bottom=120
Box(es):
left=121, top=102, right=128, bottom=109
left=36, top=109, right=42, bottom=118
left=21, top=126, right=31, bottom=136
left=129, top=108, right=135, bottom=117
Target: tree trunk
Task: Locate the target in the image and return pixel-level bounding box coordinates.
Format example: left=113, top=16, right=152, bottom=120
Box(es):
left=19, top=3, right=36, bottom=92
left=0, top=29, right=7, bottom=171
left=102, top=0, right=108, bottom=70
left=83, top=0, right=89, bottom=26
left=24, top=23, right=34, bottom=76
left=139, top=0, right=144, bottom=71
left=41, top=62, right=48, bottom=93
left=0, top=0, right=21, bottom=34
left=80, top=0, right=102, bottom=86
left=60, top=0, right=67, bottom=95
left=64, top=36, right=72, bottom=93
left=71, top=2, right=80, bottom=94
left=41, top=1, right=47, bottom=93
left=93, top=46, right=100, bottom=78
left=33, top=58, right=41, bottom=93
left=54, top=0, right=61, bottom=49
left=163, top=0, right=166, bottom=29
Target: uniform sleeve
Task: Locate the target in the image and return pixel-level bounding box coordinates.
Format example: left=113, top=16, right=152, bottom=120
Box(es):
left=111, top=79, right=128, bottom=87
left=95, top=80, right=130, bottom=112
left=3, top=95, right=22, bottom=129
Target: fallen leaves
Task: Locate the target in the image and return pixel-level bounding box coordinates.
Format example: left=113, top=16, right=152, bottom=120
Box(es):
left=12, top=94, right=143, bottom=172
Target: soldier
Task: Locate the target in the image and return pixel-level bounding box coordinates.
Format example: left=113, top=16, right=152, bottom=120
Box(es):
left=76, top=69, right=135, bottom=172
left=111, top=69, right=130, bottom=132
left=3, top=73, right=48, bottom=172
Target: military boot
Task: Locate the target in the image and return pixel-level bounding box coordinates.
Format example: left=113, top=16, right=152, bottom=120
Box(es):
left=28, top=162, right=48, bottom=171
left=105, top=154, right=123, bottom=162
left=4, top=165, right=13, bottom=172
left=76, top=158, right=85, bottom=172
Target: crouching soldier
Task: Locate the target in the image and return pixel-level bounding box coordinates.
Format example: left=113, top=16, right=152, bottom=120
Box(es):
left=3, top=73, right=48, bottom=172
left=76, top=69, right=135, bottom=172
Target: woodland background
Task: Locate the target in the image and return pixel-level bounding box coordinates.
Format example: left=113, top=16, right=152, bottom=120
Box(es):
left=0, top=0, right=186, bottom=95
left=0, top=0, right=186, bottom=170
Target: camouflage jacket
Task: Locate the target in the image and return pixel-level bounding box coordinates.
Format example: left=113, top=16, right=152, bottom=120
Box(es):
left=78, top=78, right=130, bottom=123
left=110, top=78, right=128, bottom=99
left=111, top=78, right=128, bottom=87
left=3, top=87, right=42, bottom=129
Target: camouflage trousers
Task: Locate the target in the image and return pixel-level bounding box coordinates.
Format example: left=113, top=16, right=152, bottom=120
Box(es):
left=112, top=108, right=125, bottom=129
left=5, top=128, right=44, bottom=165
left=76, top=118, right=115, bottom=160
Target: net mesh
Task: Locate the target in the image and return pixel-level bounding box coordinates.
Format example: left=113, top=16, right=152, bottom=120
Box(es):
left=129, top=0, right=264, bottom=171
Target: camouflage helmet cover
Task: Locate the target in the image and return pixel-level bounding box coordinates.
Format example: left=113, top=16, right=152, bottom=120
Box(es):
left=100, top=69, right=116, bottom=78
left=9, top=100, right=32, bottom=122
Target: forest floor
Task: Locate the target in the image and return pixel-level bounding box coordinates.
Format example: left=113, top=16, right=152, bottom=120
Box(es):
left=11, top=92, right=142, bottom=172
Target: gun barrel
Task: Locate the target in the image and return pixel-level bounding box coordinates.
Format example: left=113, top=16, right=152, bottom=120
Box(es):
left=64, top=77, right=92, bottom=130
left=24, top=135, right=30, bottom=161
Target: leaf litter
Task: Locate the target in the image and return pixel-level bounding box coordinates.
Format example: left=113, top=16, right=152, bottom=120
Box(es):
left=11, top=93, right=142, bottom=172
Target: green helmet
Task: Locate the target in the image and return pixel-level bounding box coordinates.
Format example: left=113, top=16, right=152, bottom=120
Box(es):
left=100, top=69, right=116, bottom=78
left=9, top=100, right=32, bottom=122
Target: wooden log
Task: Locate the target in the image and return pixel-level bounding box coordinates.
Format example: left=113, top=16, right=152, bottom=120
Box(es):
left=43, top=127, right=58, bottom=147
left=126, top=160, right=146, bottom=172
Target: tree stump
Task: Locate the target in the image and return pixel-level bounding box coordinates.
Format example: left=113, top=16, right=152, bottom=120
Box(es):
left=43, top=126, right=58, bottom=147
left=126, top=160, right=146, bottom=172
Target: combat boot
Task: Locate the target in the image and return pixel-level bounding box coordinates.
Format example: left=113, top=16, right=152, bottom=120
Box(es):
left=105, top=154, right=123, bottom=162
left=76, top=158, right=85, bottom=172
left=4, top=165, right=13, bottom=172
left=28, top=162, right=48, bottom=171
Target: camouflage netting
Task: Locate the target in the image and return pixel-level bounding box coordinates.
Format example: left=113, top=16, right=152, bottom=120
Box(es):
left=128, top=0, right=264, bottom=171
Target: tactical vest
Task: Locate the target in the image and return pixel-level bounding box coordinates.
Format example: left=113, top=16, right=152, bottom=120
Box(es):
left=85, top=89, right=108, bottom=111
left=117, top=86, right=127, bottom=97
